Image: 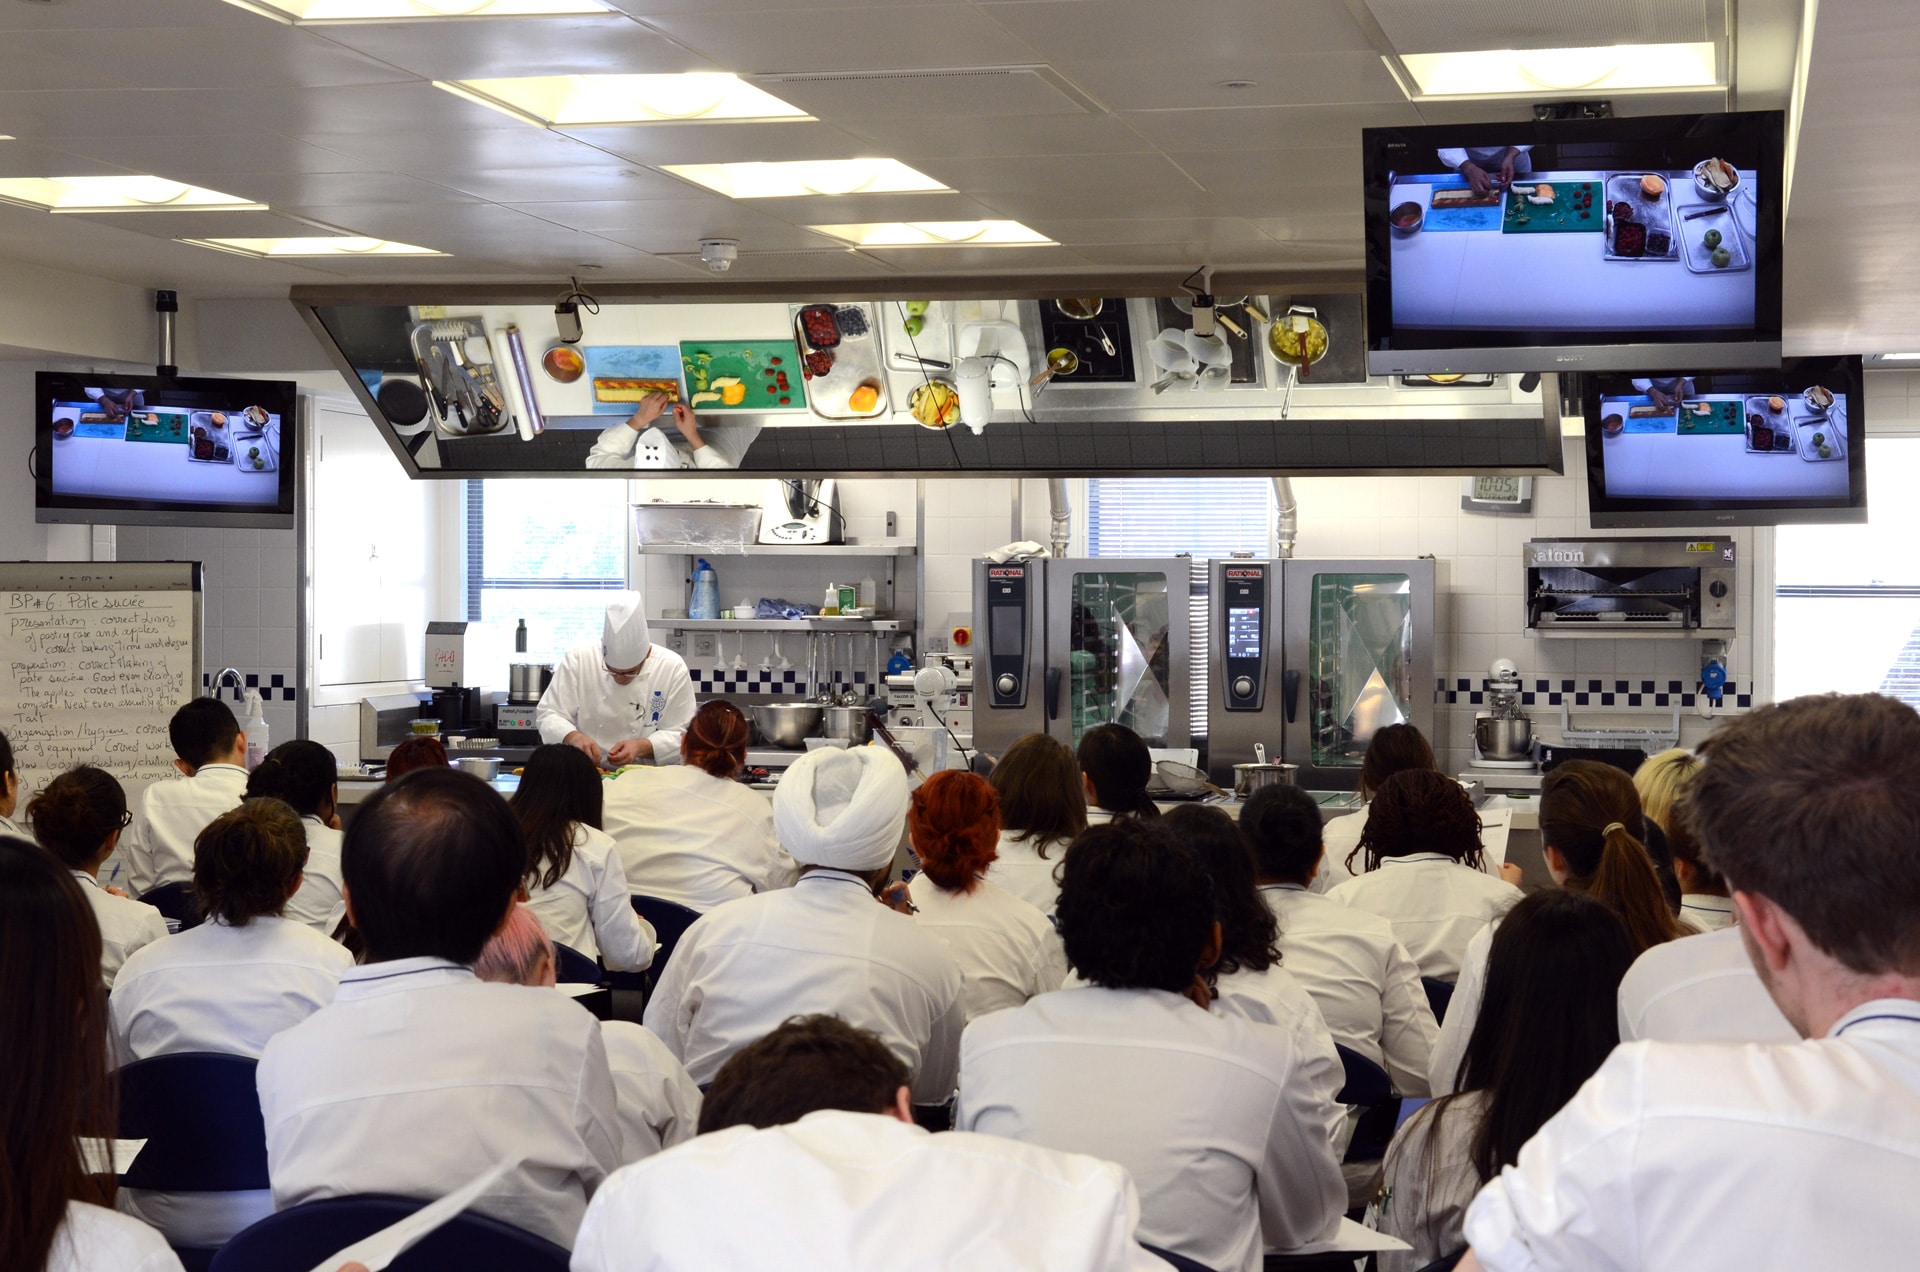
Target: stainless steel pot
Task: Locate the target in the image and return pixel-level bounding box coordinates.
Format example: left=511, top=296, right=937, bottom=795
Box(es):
left=1233, top=762, right=1298, bottom=798
left=823, top=705, right=873, bottom=745
left=456, top=755, right=501, bottom=781
left=509, top=662, right=554, bottom=704
left=751, top=702, right=824, bottom=749
left=1474, top=716, right=1534, bottom=761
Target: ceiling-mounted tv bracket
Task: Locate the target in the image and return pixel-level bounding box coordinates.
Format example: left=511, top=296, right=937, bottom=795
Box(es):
left=1533, top=100, right=1613, bottom=121
left=155, top=289, right=178, bottom=378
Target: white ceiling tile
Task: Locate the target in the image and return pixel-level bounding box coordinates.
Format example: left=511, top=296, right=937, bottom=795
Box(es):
left=1118, top=102, right=1422, bottom=153
left=0, top=2, right=266, bottom=32
left=205, top=171, right=483, bottom=208
left=70, top=208, right=345, bottom=242
left=654, top=249, right=900, bottom=278
left=644, top=6, right=1043, bottom=75
left=12, top=25, right=408, bottom=91
left=1364, top=0, right=1712, bottom=56
left=753, top=66, right=1090, bottom=121
left=1025, top=217, right=1275, bottom=247
left=431, top=164, right=692, bottom=203
left=45, top=134, right=375, bottom=178
left=519, top=202, right=843, bottom=254
left=830, top=111, right=1153, bottom=159
left=307, top=15, right=715, bottom=80
left=983, top=0, right=1379, bottom=66
left=0, top=142, right=140, bottom=179
left=1064, top=54, right=1404, bottom=113
left=299, top=126, right=622, bottom=173
left=557, top=121, right=873, bottom=168
left=914, top=152, right=1200, bottom=199
left=853, top=243, right=1091, bottom=272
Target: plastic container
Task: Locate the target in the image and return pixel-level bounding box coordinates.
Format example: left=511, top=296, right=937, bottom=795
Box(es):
left=690, top=559, right=720, bottom=621
left=241, top=688, right=269, bottom=770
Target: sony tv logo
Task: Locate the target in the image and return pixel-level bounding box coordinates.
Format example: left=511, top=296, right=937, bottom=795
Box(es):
left=1531, top=546, right=1585, bottom=565
left=1554, top=354, right=1587, bottom=363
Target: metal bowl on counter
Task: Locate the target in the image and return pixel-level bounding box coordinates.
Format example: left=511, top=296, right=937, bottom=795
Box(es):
left=456, top=755, right=501, bottom=781
left=751, top=702, right=824, bottom=749
left=1474, top=716, right=1534, bottom=761
left=823, top=705, right=873, bottom=746
left=1233, top=762, right=1299, bottom=798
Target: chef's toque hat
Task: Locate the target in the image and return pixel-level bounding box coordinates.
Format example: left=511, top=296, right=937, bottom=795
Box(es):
left=602, top=592, right=652, bottom=669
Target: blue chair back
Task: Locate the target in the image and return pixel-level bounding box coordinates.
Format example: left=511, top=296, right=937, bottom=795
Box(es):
left=209, top=1195, right=569, bottom=1272
left=1333, top=1043, right=1393, bottom=1107
left=140, top=881, right=204, bottom=931
left=1142, top=1244, right=1219, bottom=1272
left=1421, top=976, right=1454, bottom=1025
left=551, top=941, right=603, bottom=985
left=1335, top=1043, right=1402, bottom=1164
left=631, top=894, right=702, bottom=977
left=117, top=1052, right=269, bottom=1192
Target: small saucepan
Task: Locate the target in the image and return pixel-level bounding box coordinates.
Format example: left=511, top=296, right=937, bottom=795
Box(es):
left=1053, top=298, right=1118, bottom=357
left=1232, top=762, right=1299, bottom=799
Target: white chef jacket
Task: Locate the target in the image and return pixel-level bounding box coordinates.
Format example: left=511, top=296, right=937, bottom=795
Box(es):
left=1327, top=854, right=1519, bottom=983
left=1678, top=893, right=1735, bottom=933
left=1616, top=924, right=1796, bottom=1044
left=958, top=986, right=1346, bottom=1272
left=599, top=1019, right=703, bottom=1162
left=535, top=643, right=695, bottom=762
left=585, top=417, right=759, bottom=471
left=282, top=817, right=344, bottom=932
left=906, top=873, right=1067, bottom=1021
left=1312, top=807, right=1368, bottom=894
left=1462, top=999, right=1920, bottom=1271
left=48, top=1201, right=184, bottom=1272
left=1261, top=884, right=1438, bottom=1096
left=125, top=762, right=249, bottom=895
left=1427, top=917, right=1496, bottom=1095
left=0, top=812, right=25, bottom=837
left=643, top=870, right=967, bottom=1099
left=1435, top=145, right=1534, bottom=172
left=1210, top=963, right=1348, bottom=1152
left=257, top=959, right=622, bottom=1249
left=110, top=914, right=352, bottom=1065
left=524, top=824, right=655, bottom=971
left=1370, top=1091, right=1487, bottom=1272
left=601, top=764, right=794, bottom=912
left=74, top=871, right=169, bottom=990
left=572, top=1109, right=1168, bottom=1272
left=982, top=829, right=1069, bottom=915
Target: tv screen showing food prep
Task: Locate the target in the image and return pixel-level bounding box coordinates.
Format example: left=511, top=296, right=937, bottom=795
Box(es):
left=1364, top=111, right=1784, bottom=376
left=1583, top=356, right=1864, bottom=528
left=35, top=373, right=298, bottom=528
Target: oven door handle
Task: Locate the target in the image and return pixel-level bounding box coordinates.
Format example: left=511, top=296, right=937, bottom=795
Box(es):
left=1283, top=669, right=1300, bottom=724
left=1045, top=666, right=1061, bottom=722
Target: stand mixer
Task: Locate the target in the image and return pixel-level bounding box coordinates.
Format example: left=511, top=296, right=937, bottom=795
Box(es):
left=1472, top=657, right=1535, bottom=766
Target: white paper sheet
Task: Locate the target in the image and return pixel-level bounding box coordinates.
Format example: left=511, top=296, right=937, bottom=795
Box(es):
left=309, top=1159, right=517, bottom=1272
left=80, top=1138, right=146, bottom=1175
left=1478, top=806, right=1513, bottom=872
left=1272, top=1216, right=1413, bottom=1256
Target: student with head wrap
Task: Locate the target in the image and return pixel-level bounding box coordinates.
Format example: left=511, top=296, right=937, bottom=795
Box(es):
left=642, top=747, right=966, bottom=1102
left=536, top=592, right=696, bottom=768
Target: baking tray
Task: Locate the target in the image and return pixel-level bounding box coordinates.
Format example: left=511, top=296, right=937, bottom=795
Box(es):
left=1603, top=173, right=1679, bottom=261
left=791, top=303, right=889, bottom=421
left=878, top=299, right=954, bottom=373
left=1677, top=203, right=1751, bottom=274
left=1792, top=398, right=1847, bottom=463
left=186, top=410, right=236, bottom=465
left=1741, top=398, right=1798, bottom=455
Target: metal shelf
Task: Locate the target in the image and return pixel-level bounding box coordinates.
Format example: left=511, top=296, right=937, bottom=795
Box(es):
left=635, top=541, right=917, bottom=557
left=653, top=618, right=903, bottom=632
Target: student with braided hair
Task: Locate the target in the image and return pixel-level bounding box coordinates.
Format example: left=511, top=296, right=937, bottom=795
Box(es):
left=602, top=700, right=794, bottom=911
left=1326, top=770, right=1520, bottom=983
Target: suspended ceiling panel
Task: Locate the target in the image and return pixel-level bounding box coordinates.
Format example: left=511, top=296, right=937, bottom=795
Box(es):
left=1359, top=0, right=1714, bottom=55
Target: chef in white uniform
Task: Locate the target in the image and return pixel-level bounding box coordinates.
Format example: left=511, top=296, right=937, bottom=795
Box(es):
left=643, top=746, right=966, bottom=1099
left=586, top=392, right=760, bottom=471
left=1459, top=693, right=1920, bottom=1272
left=124, top=698, right=251, bottom=895
left=537, top=591, right=696, bottom=767
left=1436, top=144, right=1534, bottom=194
left=1616, top=924, right=1796, bottom=1044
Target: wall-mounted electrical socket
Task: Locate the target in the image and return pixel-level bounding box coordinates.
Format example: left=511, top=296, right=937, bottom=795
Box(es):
left=693, top=636, right=716, bottom=658
left=666, top=632, right=688, bottom=655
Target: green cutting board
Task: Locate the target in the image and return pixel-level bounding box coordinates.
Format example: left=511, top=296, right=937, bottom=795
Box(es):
left=125, top=409, right=190, bottom=444
left=679, top=339, right=808, bottom=412
left=1502, top=180, right=1603, bottom=234
left=1677, top=400, right=1744, bottom=435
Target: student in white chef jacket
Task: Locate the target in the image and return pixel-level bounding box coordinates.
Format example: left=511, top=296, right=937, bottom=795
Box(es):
left=601, top=701, right=795, bottom=912
left=644, top=746, right=967, bottom=1100
left=904, top=770, right=1066, bottom=1022
left=1616, top=923, right=1796, bottom=1044
left=510, top=744, right=654, bottom=971
left=536, top=591, right=695, bottom=769
left=957, top=818, right=1347, bottom=1272
left=1458, top=693, right=1920, bottom=1272
left=0, top=836, right=188, bottom=1272
left=576, top=1014, right=1167, bottom=1272
left=475, top=903, right=701, bottom=1161
left=981, top=732, right=1087, bottom=916
left=27, top=766, right=168, bottom=989
left=241, top=740, right=345, bottom=932
left=124, top=698, right=250, bottom=896
left=256, top=768, right=623, bottom=1250
left=0, top=727, right=24, bottom=838
left=1241, top=785, right=1439, bottom=1097
left=1326, top=770, right=1519, bottom=983
left=110, top=799, right=353, bottom=1249
left=1311, top=723, right=1441, bottom=895
left=585, top=392, right=759, bottom=471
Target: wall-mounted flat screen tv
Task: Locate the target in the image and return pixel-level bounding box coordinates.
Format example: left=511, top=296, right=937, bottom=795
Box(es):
left=1364, top=111, right=1784, bottom=376
left=35, top=373, right=298, bottom=528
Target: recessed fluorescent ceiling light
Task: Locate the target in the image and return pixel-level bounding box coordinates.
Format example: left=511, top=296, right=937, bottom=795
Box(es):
left=0, top=176, right=263, bottom=213
left=1399, top=43, right=1719, bottom=98
left=181, top=236, right=444, bottom=258
left=221, top=0, right=609, bottom=20
left=809, top=221, right=1053, bottom=248
left=664, top=159, right=947, bottom=200
left=436, top=74, right=810, bottom=126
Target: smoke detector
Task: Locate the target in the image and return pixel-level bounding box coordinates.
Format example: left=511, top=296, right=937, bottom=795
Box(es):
left=698, top=239, right=739, bottom=273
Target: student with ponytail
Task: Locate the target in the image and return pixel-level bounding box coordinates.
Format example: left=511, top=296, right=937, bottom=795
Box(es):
left=27, top=767, right=169, bottom=989
left=1075, top=724, right=1161, bottom=822
left=1429, top=759, right=1686, bottom=1093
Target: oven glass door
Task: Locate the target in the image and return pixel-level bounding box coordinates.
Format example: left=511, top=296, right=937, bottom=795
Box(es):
left=1306, top=572, right=1415, bottom=769
left=1065, top=570, right=1173, bottom=747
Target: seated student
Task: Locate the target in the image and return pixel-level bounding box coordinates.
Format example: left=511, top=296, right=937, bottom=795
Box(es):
left=957, top=819, right=1346, bottom=1272
left=509, top=744, right=653, bottom=972
left=904, top=771, right=1066, bottom=1022
left=600, top=701, right=794, bottom=912
left=28, top=767, right=168, bottom=989
left=1075, top=723, right=1160, bottom=823
left=574, top=1015, right=1166, bottom=1272
left=1459, top=693, right=1920, bottom=1272
left=0, top=835, right=185, bottom=1272
left=474, top=903, right=701, bottom=1161
left=256, top=768, right=622, bottom=1249
left=645, top=747, right=965, bottom=1100
left=1327, top=770, right=1519, bottom=983
left=1633, top=746, right=1701, bottom=917
left=1370, top=892, right=1635, bottom=1272
left=124, top=699, right=249, bottom=897
left=0, top=728, right=22, bottom=837
left=110, top=799, right=352, bottom=1248
left=381, top=734, right=448, bottom=780
left=1616, top=923, right=1796, bottom=1044
left=1241, top=784, right=1438, bottom=1096
left=982, top=733, right=1087, bottom=915
left=243, top=740, right=345, bottom=932
left=1665, top=801, right=1733, bottom=933
left=1315, top=723, right=1439, bottom=893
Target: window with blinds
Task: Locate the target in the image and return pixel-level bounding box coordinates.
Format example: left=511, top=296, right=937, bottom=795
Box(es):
left=465, top=479, right=628, bottom=662
left=1086, top=478, right=1274, bottom=736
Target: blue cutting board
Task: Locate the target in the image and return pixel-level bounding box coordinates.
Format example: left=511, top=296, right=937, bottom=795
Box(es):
left=1421, top=179, right=1505, bottom=232
left=583, top=345, right=683, bottom=415
left=1614, top=396, right=1678, bottom=434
